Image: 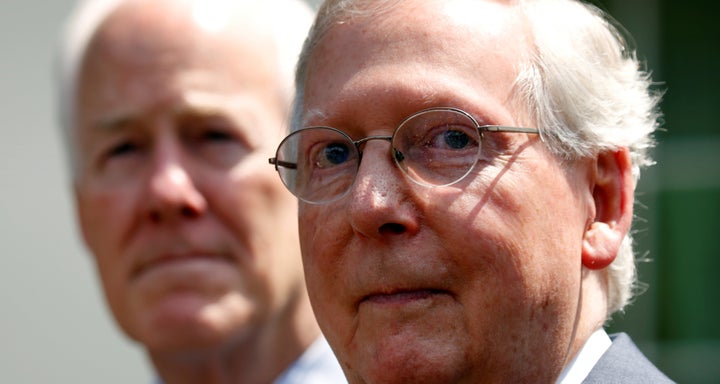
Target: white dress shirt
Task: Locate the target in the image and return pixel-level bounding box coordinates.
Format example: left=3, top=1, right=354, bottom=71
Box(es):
left=556, top=328, right=612, bottom=384
left=274, top=336, right=346, bottom=384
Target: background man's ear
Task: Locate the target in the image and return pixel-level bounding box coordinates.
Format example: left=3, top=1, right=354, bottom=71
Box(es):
left=581, top=148, right=634, bottom=270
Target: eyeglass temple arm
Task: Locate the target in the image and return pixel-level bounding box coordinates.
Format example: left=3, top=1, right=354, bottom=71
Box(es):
left=481, top=125, right=540, bottom=134
left=268, top=158, right=298, bottom=169
left=268, top=126, right=539, bottom=169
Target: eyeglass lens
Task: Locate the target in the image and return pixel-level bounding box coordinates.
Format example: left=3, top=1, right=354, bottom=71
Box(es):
left=273, top=108, right=483, bottom=204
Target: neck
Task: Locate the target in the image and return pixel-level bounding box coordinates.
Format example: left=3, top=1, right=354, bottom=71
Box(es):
left=565, top=267, right=610, bottom=369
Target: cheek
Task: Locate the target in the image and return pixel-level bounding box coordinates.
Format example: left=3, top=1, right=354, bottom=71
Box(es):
left=211, top=166, right=290, bottom=231
left=297, top=203, right=347, bottom=267
left=298, top=207, right=323, bottom=281
left=211, top=168, right=303, bottom=283
left=76, top=188, right=134, bottom=314
left=76, top=187, right=128, bottom=264
left=298, top=205, right=343, bottom=309
left=239, top=153, right=294, bottom=203
left=425, top=173, right=584, bottom=312
left=298, top=202, right=321, bottom=248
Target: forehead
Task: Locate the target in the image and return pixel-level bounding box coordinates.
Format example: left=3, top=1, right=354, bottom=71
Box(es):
left=77, top=0, right=281, bottom=107
left=303, top=0, right=531, bottom=124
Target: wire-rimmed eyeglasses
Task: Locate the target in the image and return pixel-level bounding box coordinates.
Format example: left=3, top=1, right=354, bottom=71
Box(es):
left=269, top=107, right=539, bottom=204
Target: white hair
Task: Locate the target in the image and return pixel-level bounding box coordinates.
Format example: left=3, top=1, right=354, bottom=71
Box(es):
left=292, top=0, right=662, bottom=316
left=514, top=0, right=662, bottom=316
left=54, top=0, right=315, bottom=177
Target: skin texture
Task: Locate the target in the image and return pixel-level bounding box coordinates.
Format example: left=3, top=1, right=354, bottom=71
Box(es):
left=73, top=1, right=318, bottom=382
left=297, top=0, right=634, bottom=383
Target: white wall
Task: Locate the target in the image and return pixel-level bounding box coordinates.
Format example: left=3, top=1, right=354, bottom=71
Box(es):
left=0, top=0, right=153, bottom=383
left=0, top=0, right=319, bottom=383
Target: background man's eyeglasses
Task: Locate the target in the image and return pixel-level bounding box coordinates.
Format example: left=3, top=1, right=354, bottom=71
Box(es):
left=269, top=107, right=539, bottom=204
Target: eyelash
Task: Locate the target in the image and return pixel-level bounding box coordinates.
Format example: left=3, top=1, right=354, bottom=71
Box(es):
left=106, top=140, right=140, bottom=158
left=199, top=128, right=233, bottom=142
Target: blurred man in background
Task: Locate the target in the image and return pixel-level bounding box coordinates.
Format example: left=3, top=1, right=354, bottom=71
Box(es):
left=55, top=0, right=344, bottom=382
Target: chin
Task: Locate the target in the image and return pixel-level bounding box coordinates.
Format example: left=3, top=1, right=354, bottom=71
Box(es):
left=352, top=359, right=469, bottom=384
left=129, top=292, right=251, bottom=352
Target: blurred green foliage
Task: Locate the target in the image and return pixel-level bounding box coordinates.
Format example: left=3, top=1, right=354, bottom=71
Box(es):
left=595, top=1, right=720, bottom=383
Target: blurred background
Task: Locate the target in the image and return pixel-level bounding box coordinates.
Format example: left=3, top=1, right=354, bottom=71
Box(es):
left=591, top=1, right=720, bottom=384
left=0, top=0, right=716, bottom=382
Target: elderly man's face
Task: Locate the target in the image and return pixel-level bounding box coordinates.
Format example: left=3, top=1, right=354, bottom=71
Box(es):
left=74, top=2, right=306, bottom=352
left=298, top=1, right=597, bottom=382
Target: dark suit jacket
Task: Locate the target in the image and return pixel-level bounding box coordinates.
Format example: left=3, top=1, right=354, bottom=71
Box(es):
left=583, top=333, right=675, bottom=383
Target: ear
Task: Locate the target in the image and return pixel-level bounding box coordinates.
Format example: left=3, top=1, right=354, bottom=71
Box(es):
left=581, top=148, right=634, bottom=270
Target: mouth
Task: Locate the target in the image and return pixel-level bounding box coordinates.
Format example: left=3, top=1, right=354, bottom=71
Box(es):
left=361, top=288, right=451, bottom=306
left=132, top=252, right=234, bottom=279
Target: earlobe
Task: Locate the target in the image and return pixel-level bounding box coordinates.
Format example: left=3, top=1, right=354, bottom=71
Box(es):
left=581, top=148, right=634, bottom=270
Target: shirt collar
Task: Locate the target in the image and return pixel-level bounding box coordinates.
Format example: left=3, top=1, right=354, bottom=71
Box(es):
left=556, top=328, right=612, bottom=384
left=273, top=336, right=346, bottom=384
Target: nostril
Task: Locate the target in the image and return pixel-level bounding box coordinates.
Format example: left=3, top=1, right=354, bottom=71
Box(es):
left=147, top=205, right=199, bottom=223
left=181, top=205, right=199, bottom=218
left=379, top=222, right=406, bottom=235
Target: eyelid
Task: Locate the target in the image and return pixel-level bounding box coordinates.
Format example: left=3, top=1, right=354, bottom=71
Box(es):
left=90, top=136, right=144, bottom=173
left=179, top=113, right=256, bottom=147
left=106, top=140, right=138, bottom=155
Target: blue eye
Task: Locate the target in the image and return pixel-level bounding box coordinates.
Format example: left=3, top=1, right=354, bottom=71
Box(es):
left=323, top=143, right=351, bottom=165
left=423, top=125, right=476, bottom=151
left=443, top=130, right=471, bottom=149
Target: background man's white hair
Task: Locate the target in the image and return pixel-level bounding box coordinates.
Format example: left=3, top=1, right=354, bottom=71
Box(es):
left=55, top=0, right=315, bottom=176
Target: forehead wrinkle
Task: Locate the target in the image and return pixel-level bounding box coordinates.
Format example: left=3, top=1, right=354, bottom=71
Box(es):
left=308, top=63, right=516, bottom=130
left=86, top=91, right=230, bottom=136
left=305, top=2, right=531, bottom=129
left=177, top=88, right=279, bottom=126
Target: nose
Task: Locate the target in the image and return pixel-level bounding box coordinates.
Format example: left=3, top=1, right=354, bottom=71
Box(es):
left=347, top=141, right=419, bottom=238
left=142, top=143, right=207, bottom=224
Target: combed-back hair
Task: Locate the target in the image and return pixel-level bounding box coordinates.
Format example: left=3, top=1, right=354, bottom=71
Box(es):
left=292, top=0, right=662, bottom=316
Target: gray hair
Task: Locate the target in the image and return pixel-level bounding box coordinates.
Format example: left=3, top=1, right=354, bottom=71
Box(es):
left=55, top=0, right=315, bottom=177
left=292, top=0, right=662, bottom=316
left=515, top=0, right=661, bottom=316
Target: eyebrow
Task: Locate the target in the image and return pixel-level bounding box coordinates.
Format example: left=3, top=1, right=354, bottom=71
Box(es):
left=90, top=92, right=233, bottom=133
left=176, top=91, right=234, bottom=115
left=93, top=112, right=138, bottom=133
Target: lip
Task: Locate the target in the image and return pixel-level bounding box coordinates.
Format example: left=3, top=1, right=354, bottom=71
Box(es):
left=131, top=252, right=234, bottom=279
left=361, top=288, right=451, bottom=306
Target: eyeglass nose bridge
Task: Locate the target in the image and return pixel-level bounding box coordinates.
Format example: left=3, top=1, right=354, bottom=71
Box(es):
left=352, top=135, right=395, bottom=162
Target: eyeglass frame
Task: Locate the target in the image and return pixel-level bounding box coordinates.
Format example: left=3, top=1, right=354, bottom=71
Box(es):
left=268, top=107, right=541, bottom=204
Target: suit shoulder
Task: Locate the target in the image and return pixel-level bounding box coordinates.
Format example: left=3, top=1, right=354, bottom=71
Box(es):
left=583, top=333, right=675, bottom=384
